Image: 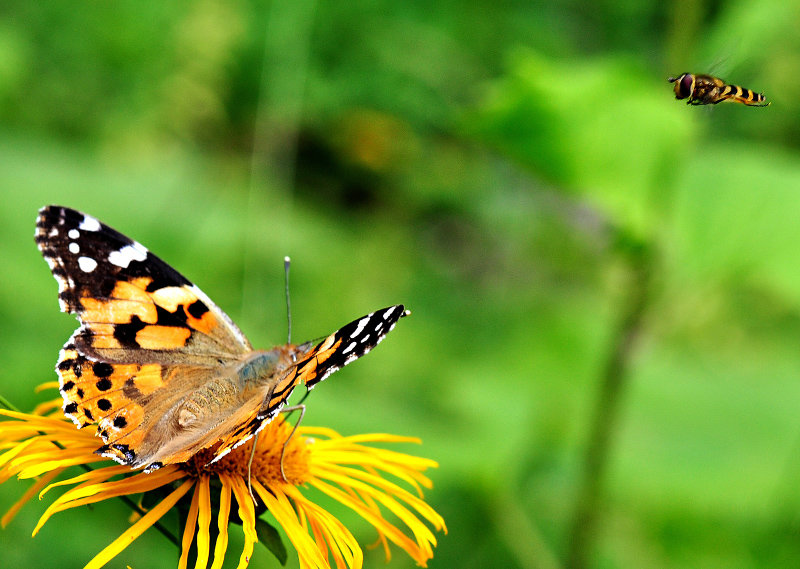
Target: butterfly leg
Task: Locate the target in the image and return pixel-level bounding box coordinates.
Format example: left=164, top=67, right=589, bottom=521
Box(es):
left=244, top=403, right=307, bottom=502
left=247, top=432, right=260, bottom=502
left=278, top=404, right=306, bottom=482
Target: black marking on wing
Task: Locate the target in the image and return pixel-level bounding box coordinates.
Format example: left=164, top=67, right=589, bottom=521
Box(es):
left=301, top=304, right=408, bottom=390
left=35, top=205, right=192, bottom=314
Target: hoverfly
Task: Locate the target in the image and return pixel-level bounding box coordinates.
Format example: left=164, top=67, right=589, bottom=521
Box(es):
left=668, top=73, right=770, bottom=107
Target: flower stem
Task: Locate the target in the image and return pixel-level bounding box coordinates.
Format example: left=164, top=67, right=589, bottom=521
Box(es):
left=565, top=237, right=653, bottom=569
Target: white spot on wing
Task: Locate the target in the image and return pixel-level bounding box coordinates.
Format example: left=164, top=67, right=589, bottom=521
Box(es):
left=315, top=365, right=342, bottom=386
left=78, top=256, right=98, bottom=272
left=108, top=242, right=148, bottom=268
left=383, top=306, right=397, bottom=320
left=99, top=449, right=126, bottom=465
left=49, top=227, right=59, bottom=237
left=68, top=242, right=80, bottom=254
left=208, top=420, right=267, bottom=465
left=342, top=341, right=357, bottom=354
left=350, top=316, right=370, bottom=339
left=79, top=215, right=101, bottom=232
left=68, top=228, right=80, bottom=239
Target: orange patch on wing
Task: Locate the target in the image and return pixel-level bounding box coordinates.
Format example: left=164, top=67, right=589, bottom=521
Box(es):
left=79, top=280, right=158, bottom=324
left=99, top=403, right=145, bottom=438
left=312, top=338, right=342, bottom=366
left=112, top=279, right=149, bottom=300
left=89, top=324, right=123, bottom=349
left=150, top=286, right=219, bottom=334
left=128, top=276, right=154, bottom=289
left=186, top=309, right=217, bottom=335
left=275, top=371, right=300, bottom=395
left=110, top=363, right=139, bottom=378
left=291, top=336, right=341, bottom=385
left=135, top=325, right=192, bottom=349
left=295, top=366, right=316, bottom=385
left=130, top=364, right=166, bottom=395
left=79, top=297, right=155, bottom=324
left=317, top=334, right=337, bottom=352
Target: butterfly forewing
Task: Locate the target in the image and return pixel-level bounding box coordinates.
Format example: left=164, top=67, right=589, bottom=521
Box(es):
left=36, top=206, right=252, bottom=364
left=297, top=305, right=408, bottom=390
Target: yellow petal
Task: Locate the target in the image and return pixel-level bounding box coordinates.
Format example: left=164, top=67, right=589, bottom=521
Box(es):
left=32, top=399, right=63, bottom=416
left=295, top=494, right=362, bottom=569
left=1, top=468, right=63, bottom=528
left=39, top=464, right=131, bottom=499
left=194, top=476, right=212, bottom=569
left=315, top=466, right=444, bottom=531
left=83, top=479, right=194, bottom=569
left=17, top=450, right=103, bottom=479
left=34, top=468, right=185, bottom=535
left=178, top=479, right=201, bottom=569
left=227, top=474, right=258, bottom=569
left=253, top=481, right=328, bottom=569
left=309, top=478, right=433, bottom=566
left=209, top=479, right=232, bottom=569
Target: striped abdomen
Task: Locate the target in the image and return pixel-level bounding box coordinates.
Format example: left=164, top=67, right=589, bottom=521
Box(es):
left=718, top=83, right=769, bottom=107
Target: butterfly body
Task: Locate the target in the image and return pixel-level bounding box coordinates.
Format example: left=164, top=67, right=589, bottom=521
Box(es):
left=36, top=205, right=407, bottom=471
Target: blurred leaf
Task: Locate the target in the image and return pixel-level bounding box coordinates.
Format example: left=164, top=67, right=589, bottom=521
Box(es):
left=469, top=49, right=692, bottom=238
left=256, top=518, right=288, bottom=566
left=670, top=142, right=800, bottom=308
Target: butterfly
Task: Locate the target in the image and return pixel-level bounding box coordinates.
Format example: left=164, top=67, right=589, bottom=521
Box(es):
left=35, top=205, right=407, bottom=472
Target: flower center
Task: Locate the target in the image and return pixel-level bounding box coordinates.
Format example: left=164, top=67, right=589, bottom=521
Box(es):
left=183, top=417, right=311, bottom=485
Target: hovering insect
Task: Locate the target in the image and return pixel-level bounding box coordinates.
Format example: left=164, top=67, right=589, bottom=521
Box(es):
left=668, top=73, right=770, bottom=107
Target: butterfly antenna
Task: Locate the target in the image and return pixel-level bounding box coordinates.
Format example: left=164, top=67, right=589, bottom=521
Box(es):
left=284, top=256, right=292, bottom=344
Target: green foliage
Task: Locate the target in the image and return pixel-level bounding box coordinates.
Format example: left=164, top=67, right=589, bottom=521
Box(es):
left=2, top=1, right=800, bottom=568
left=470, top=50, right=692, bottom=238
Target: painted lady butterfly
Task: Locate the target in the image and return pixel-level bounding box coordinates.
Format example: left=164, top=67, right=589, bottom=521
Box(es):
left=35, top=205, right=407, bottom=472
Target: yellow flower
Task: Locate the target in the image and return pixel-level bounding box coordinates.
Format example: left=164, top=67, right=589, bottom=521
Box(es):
left=0, top=406, right=445, bottom=569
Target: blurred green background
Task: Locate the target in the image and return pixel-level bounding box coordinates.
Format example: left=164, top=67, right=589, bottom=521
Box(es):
left=2, top=1, right=800, bottom=568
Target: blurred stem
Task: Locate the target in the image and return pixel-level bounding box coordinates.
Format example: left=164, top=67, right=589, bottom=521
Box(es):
left=492, top=487, right=562, bottom=569
left=0, top=393, right=16, bottom=411
left=565, top=236, right=653, bottom=569
left=665, top=0, right=704, bottom=68
left=242, top=0, right=316, bottom=322
left=249, top=0, right=316, bottom=192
